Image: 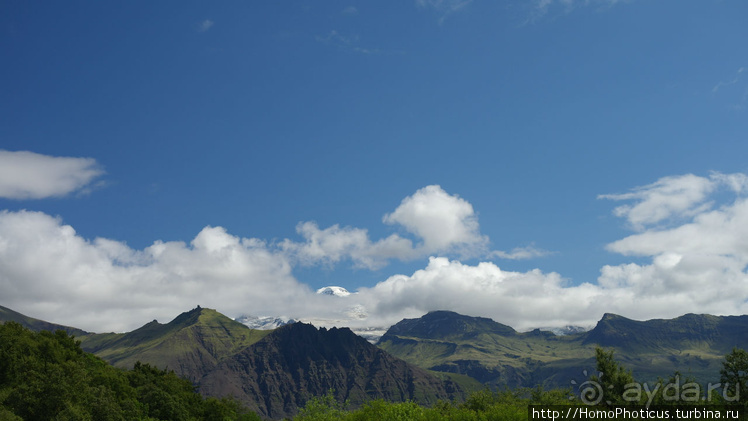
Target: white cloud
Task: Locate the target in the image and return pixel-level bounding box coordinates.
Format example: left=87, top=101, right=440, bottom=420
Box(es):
left=280, top=221, right=415, bottom=270
left=0, top=150, right=104, bottom=199
left=712, top=67, right=745, bottom=94
left=353, top=257, right=600, bottom=330
left=315, top=30, right=382, bottom=55
left=281, top=185, right=497, bottom=268
left=343, top=173, right=748, bottom=330
left=597, top=172, right=745, bottom=231
left=341, top=6, right=358, bottom=15
left=589, top=173, right=748, bottom=322
left=416, top=0, right=472, bottom=13
left=5, top=173, right=747, bottom=335
left=712, top=67, right=748, bottom=110
left=415, top=0, right=472, bottom=23
left=528, top=0, right=628, bottom=22
left=197, top=19, right=214, bottom=32
left=383, top=185, right=488, bottom=255
left=490, top=245, right=553, bottom=260
left=0, top=210, right=311, bottom=332
left=0, top=184, right=552, bottom=332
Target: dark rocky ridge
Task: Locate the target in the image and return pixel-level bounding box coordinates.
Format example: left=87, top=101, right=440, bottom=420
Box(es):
left=382, top=310, right=517, bottom=340
left=200, top=322, right=460, bottom=419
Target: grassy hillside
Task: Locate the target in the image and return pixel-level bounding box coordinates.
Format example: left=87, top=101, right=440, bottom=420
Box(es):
left=0, top=304, right=88, bottom=336
left=378, top=311, right=748, bottom=389
left=78, top=306, right=271, bottom=383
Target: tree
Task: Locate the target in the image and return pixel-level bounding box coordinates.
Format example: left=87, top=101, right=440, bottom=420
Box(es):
left=720, top=347, right=748, bottom=406
left=589, top=347, right=636, bottom=406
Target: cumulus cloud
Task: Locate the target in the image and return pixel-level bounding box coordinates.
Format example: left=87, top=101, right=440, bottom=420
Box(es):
left=0, top=184, right=551, bottom=332
left=338, top=172, right=748, bottom=330
left=0, top=210, right=314, bottom=332
left=4, top=173, right=748, bottom=334
left=383, top=185, right=488, bottom=255
left=279, top=221, right=415, bottom=270
left=282, top=185, right=496, bottom=268
left=0, top=150, right=104, bottom=199
left=352, top=257, right=598, bottom=330
left=347, top=219, right=748, bottom=330
left=589, top=172, right=748, bottom=322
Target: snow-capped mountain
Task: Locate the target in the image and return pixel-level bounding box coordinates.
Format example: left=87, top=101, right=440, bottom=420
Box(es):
left=236, top=287, right=387, bottom=341
left=539, top=325, right=590, bottom=336
left=316, top=286, right=352, bottom=297
left=235, top=314, right=296, bottom=330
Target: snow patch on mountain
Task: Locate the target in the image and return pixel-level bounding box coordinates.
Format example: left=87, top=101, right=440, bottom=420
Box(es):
left=537, top=325, right=590, bottom=336
left=235, top=314, right=296, bottom=330
left=316, top=286, right=352, bottom=297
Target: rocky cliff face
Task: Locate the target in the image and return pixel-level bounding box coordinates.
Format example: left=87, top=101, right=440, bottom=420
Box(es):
left=71, top=307, right=462, bottom=419
left=199, top=322, right=460, bottom=419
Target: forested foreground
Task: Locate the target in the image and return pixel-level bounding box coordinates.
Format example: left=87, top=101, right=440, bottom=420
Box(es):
left=292, top=387, right=572, bottom=421
left=3, top=321, right=747, bottom=421
left=0, top=322, right=259, bottom=420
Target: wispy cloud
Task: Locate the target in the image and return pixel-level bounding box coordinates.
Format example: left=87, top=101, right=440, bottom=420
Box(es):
left=712, top=67, right=745, bottom=93
left=712, top=67, right=747, bottom=110
left=315, top=30, right=382, bottom=55
left=529, top=0, right=628, bottom=21
left=490, top=245, right=553, bottom=260
left=415, top=0, right=472, bottom=23
left=197, top=19, right=214, bottom=33
left=598, top=172, right=748, bottom=231
left=0, top=150, right=104, bottom=200
left=341, top=6, right=359, bottom=16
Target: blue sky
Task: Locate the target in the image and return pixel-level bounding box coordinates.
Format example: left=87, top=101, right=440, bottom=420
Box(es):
left=1, top=0, right=747, bottom=332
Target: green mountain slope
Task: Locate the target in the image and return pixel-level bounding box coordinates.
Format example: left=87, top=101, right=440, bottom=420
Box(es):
left=78, top=307, right=466, bottom=419
left=6, top=303, right=748, bottom=417
left=378, top=311, right=748, bottom=389
left=78, top=306, right=271, bottom=383
left=0, top=304, right=88, bottom=337
left=0, top=304, right=462, bottom=419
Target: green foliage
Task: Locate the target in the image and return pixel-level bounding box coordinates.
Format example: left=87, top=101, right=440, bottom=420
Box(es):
left=721, top=347, right=748, bottom=406
left=0, top=322, right=258, bottom=420
left=291, top=386, right=574, bottom=421
left=590, top=347, right=636, bottom=406
left=295, top=390, right=349, bottom=421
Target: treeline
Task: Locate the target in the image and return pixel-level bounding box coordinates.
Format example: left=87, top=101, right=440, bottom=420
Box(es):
left=291, top=347, right=748, bottom=421
left=292, top=387, right=573, bottom=421
left=0, top=322, right=260, bottom=420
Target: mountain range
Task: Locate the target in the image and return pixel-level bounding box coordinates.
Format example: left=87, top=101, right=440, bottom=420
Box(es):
left=2, top=304, right=748, bottom=418
left=378, top=310, right=748, bottom=390
left=0, top=305, right=465, bottom=419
